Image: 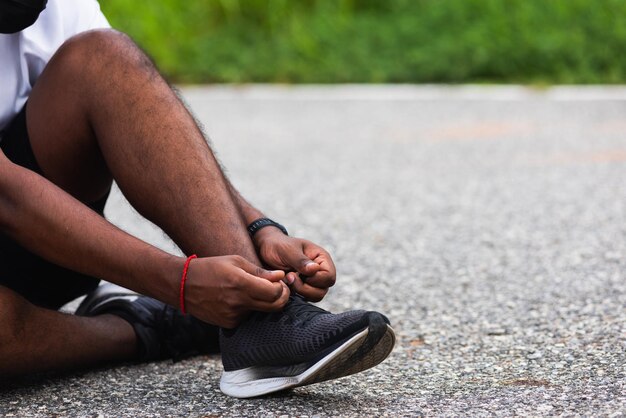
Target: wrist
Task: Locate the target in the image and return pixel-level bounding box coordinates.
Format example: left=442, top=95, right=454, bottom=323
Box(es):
left=144, top=253, right=187, bottom=308
left=253, top=225, right=288, bottom=248
left=179, top=254, right=197, bottom=314
left=247, top=217, right=288, bottom=237
left=247, top=217, right=288, bottom=247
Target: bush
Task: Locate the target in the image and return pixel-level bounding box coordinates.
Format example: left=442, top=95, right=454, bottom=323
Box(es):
left=100, top=0, right=626, bottom=84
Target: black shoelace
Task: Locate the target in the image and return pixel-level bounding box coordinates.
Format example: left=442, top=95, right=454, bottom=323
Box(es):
left=282, top=295, right=328, bottom=325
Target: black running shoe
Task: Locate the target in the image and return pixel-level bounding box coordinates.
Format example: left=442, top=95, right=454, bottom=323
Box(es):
left=75, top=283, right=220, bottom=362
left=219, top=294, right=396, bottom=398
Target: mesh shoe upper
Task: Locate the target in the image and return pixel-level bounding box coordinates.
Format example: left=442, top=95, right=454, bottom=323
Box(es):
left=219, top=295, right=373, bottom=371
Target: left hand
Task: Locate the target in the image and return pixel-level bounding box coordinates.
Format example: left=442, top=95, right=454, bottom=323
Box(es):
left=254, top=228, right=336, bottom=302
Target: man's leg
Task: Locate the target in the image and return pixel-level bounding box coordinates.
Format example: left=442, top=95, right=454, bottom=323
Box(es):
left=0, top=285, right=136, bottom=376
left=1, top=28, right=396, bottom=388
left=2, top=29, right=263, bottom=376
left=26, top=28, right=258, bottom=262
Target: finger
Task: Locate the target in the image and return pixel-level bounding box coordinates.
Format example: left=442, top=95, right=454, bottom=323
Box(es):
left=285, top=271, right=298, bottom=286
left=241, top=272, right=289, bottom=303
left=310, top=252, right=336, bottom=277
left=301, top=254, right=336, bottom=288
left=300, top=259, right=322, bottom=276
left=235, top=257, right=285, bottom=282
left=300, top=272, right=333, bottom=289
left=297, top=262, right=336, bottom=289
left=247, top=282, right=291, bottom=312
left=302, top=245, right=335, bottom=273
left=290, top=275, right=327, bottom=302
left=282, top=246, right=321, bottom=276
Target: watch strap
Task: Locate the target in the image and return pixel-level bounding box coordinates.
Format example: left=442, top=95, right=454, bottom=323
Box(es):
left=247, top=218, right=288, bottom=237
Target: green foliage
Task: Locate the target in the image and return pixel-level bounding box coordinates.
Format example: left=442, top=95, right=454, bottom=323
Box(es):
left=99, top=0, right=626, bottom=84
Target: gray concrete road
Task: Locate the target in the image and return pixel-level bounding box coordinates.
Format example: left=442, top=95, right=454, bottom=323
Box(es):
left=1, top=85, right=625, bottom=417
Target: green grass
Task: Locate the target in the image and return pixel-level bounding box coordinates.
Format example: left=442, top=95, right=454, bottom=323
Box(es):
left=100, top=0, right=626, bottom=84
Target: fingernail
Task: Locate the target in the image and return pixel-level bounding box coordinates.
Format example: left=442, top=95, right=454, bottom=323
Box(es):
left=286, top=275, right=295, bottom=285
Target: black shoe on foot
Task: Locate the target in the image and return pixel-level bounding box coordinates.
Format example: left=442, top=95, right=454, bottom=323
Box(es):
left=219, top=294, right=395, bottom=398
left=75, top=283, right=220, bottom=362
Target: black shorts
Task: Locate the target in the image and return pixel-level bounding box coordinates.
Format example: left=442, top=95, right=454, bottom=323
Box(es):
left=0, top=104, right=108, bottom=310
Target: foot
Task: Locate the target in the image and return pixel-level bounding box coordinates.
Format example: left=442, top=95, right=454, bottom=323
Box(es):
left=75, top=283, right=220, bottom=362
left=219, top=295, right=396, bottom=398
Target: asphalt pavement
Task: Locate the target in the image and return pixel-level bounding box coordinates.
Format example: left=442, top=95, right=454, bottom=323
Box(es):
left=1, top=85, right=625, bottom=417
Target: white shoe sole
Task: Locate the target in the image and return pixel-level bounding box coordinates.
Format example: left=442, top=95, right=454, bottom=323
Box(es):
left=219, top=324, right=396, bottom=398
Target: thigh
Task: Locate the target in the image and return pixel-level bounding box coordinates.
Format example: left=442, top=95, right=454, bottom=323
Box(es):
left=0, top=239, right=101, bottom=310
left=26, top=31, right=115, bottom=204
left=0, top=105, right=105, bottom=310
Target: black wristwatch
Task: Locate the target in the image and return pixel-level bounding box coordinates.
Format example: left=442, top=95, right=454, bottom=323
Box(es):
left=247, top=218, right=288, bottom=237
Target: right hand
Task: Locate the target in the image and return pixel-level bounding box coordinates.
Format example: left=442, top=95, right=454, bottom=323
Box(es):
left=183, top=255, right=290, bottom=328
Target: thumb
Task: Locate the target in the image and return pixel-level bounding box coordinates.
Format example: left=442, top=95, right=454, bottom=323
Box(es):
left=287, top=252, right=321, bottom=276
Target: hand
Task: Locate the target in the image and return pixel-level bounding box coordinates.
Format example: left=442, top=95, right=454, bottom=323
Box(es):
left=183, top=255, right=290, bottom=328
left=255, top=228, right=337, bottom=302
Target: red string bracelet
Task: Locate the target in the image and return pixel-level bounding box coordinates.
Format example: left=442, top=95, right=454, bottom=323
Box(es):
left=179, top=254, right=197, bottom=314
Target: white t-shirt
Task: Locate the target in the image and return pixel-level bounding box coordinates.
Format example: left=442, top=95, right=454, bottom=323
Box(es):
left=0, top=0, right=110, bottom=133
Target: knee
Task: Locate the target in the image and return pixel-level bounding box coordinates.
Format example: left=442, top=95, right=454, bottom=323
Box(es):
left=48, top=28, right=158, bottom=86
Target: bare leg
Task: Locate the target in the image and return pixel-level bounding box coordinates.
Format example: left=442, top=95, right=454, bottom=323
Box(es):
left=3, top=29, right=268, bottom=375
left=0, top=286, right=137, bottom=376
left=26, top=28, right=259, bottom=262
